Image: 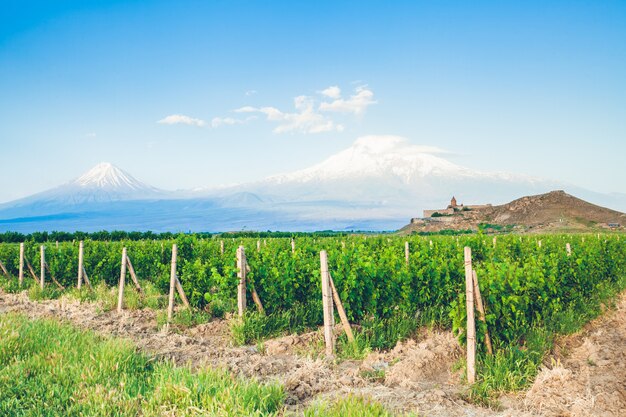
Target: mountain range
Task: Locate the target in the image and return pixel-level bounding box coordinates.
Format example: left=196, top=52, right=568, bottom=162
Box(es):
left=0, top=136, right=624, bottom=232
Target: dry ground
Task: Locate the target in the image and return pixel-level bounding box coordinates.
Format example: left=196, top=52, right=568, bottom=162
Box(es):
left=1, top=290, right=624, bottom=416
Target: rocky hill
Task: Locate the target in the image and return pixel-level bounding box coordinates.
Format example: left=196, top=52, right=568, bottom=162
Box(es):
left=402, top=190, right=626, bottom=234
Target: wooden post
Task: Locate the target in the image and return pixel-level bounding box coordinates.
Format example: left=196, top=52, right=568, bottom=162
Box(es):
left=236, top=246, right=246, bottom=317
left=405, top=241, right=409, bottom=266
left=257, top=240, right=261, bottom=252
left=0, top=260, right=9, bottom=278
left=174, top=276, right=190, bottom=309
left=538, top=240, right=542, bottom=248
left=464, top=247, right=476, bottom=384
left=329, top=273, right=355, bottom=342
left=25, top=257, right=38, bottom=283
left=19, top=243, right=24, bottom=287
left=77, top=241, right=84, bottom=289
left=126, top=257, right=144, bottom=295
left=472, top=270, right=493, bottom=355
left=251, top=287, right=265, bottom=314
left=320, top=250, right=335, bottom=356
left=167, top=244, right=178, bottom=322
left=117, top=248, right=127, bottom=313
left=82, top=266, right=93, bottom=290
left=566, top=243, right=571, bottom=256
left=220, top=240, right=224, bottom=255
left=493, top=236, right=497, bottom=247
left=40, top=245, right=45, bottom=290
left=291, top=239, right=295, bottom=254
left=44, top=263, right=64, bottom=289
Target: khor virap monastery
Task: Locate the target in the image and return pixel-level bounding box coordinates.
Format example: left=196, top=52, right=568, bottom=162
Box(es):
left=422, top=197, right=492, bottom=218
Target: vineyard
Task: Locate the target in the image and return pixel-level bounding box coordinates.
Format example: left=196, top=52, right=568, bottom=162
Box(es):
left=1, top=233, right=625, bottom=408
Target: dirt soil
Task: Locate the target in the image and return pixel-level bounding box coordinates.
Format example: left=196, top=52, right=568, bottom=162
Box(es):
left=1, top=291, right=624, bottom=416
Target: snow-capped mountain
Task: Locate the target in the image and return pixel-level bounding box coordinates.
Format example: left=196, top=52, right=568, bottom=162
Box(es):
left=0, top=137, right=624, bottom=232
left=266, top=135, right=476, bottom=183
left=0, top=163, right=165, bottom=218
left=246, top=135, right=554, bottom=208
left=72, top=162, right=156, bottom=193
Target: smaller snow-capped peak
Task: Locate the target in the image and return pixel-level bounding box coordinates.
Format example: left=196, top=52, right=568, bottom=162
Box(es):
left=73, top=162, right=151, bottom=191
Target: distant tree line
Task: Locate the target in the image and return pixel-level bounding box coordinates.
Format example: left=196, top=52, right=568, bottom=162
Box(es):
left=0, top=229, right=370, bottom=243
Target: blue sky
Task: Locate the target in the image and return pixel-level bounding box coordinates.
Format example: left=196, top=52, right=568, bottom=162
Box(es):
left=1, top=0, right=625, bottom=202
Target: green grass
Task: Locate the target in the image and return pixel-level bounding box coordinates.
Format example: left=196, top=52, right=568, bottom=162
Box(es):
left=0, top=312, right=284, bottom=416
left=0, top=312, right=403, bottom=416
left=304, top=396, right=418, bottom=417
left=468, top=328, right=552, bottom=406
left=156, top=307, right=211, bottom=329
left=230, top=304, right=321, bottom=346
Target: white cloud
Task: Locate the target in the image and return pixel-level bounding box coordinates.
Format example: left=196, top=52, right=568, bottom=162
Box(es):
left=245, top=90, right=258, bottom=96
left=319, top=85, right=376, bottom=115
left=85, top=132, right=97, bottom=138
left=157, top=114, right=206, bottom=127
left=211, top=116, right=257, bottom=128
left=226, top=84, right=375, bottom=134
left=236, top=96, right=343, bottom=134
left=319, top=86, right=341, bottom=99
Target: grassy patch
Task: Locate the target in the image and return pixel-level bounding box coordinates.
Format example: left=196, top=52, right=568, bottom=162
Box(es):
left=469, top=328, right=552, bottom=406
left=0, top=312, right=284, bottom=416
left=156, top=307, right=211, bottom=329
left=304, top=395, right=416, bottom=417
left=231, top=304, right=320, bottom=346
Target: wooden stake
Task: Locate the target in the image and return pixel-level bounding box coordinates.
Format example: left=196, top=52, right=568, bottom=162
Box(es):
left=236, top=246, right=247, bottom=317
left=291, top=239, right=295, bottom=254
left=220, top=240, right=224, bottom=255
left=0, top=260, right=9, bottom=278
left=19, top=243, right=24, bottom=287
left=243, top=261, right=264, bottom=313
left=25, top=257, right=38, bottom=283
left=77, top=241, right=84, bottom=289
left=251, top=287, right=265, bottom=314
left=566, top=243, right=571, bottom=256
left=125, top=256, right=144, bottom=295
left=320, top=250, right=335, bottom=356
left=329, top=273, right=354, bottom=342
left=472, top=270, right=493, bottom=355
left=464, top=247, right=476, bottom=384
left=538, top=240, right=542, bottom=248
left=44, top=263, right=64, bottom=289
left=493, top=236, right=497, bottom=247
left=174, top=276, right=190, bottom=309
left=167, top=244, right=178, bottom=322
left=117, top=247, right=127, bottom=313
left=40, top=245, right=45, bottom=290
left=257, top=240, right=261, bottom=252
left=405, top=241, right=409, bottom=266
left=82, top=266, right=93, bottom=290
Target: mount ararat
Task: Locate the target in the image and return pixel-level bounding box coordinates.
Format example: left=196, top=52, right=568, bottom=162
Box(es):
left=0, top=136, right=623, bottom=232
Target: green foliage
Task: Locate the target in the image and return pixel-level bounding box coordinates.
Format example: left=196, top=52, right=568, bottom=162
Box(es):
left=1, top=232, right=625, bottom=404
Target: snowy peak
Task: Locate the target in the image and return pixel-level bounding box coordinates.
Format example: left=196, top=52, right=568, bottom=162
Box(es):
left=73, top=162, right=152, bottom=191
left=266, top=135, right=476, bottom=184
